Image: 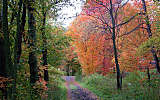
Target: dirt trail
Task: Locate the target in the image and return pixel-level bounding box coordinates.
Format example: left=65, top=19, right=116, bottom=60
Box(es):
left=63, top=76, right=98, bottom=100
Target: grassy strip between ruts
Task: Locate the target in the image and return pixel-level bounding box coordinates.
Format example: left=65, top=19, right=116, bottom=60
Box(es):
left=70, top=84, right=78, bottom=90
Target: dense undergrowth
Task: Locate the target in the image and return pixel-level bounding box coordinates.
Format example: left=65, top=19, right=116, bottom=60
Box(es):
left=77, top=71, right=160, bottom=100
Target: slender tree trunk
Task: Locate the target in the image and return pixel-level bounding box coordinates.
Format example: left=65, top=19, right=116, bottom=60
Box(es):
left=109, top=0, right=122, bottom=89
left=141, top=0, right=160, bottom=73
left=0, top=0, right=5, bottom=76
left=41, top=4, right=49, bottom=81
left=13, top=0, right=23, bottom=99
left=28, top=0, right=38, bottom=84
left=147, top=67, right=150, bottom=81
left=16, top=1, right=26, bottom=64
left=15, top=0, right=23, bottom=64
left=67, top=64, right=70, bottom=76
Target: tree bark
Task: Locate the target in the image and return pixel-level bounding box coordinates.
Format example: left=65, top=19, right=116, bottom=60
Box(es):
left=0, top=0, right=5, bottom=76
left=0, top=1, right=7, bottom=99
left=147, top=67, right=150, bottom=81
left=16, top=1, right=26, bottom=64
left=13, top=0, right=23, bottom=99
left=2, top=0, right=13, bottom=99
left=41, top=3, right=49, bottom=81
left=28, top=0, right=38, bottom=84
left=141, top=0, right=160, bottom=73
left=109, top=0, right=122, bottom=89
left=2, top=0, right=12, bottom=77
left=15, top=0, right=23, bottom=64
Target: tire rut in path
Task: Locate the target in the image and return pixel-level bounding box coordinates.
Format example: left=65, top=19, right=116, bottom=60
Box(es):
left=63, top=76, right=98, bottom=100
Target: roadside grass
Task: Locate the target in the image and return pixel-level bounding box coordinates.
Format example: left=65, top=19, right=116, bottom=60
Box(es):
left=47, top=80, right=67, bottom=100
left=47, top=82, right=67, bottom=100
left=77, top=71, right=160, bottom=100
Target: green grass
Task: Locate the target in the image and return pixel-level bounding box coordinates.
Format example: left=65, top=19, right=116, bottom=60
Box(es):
left=70, top=84, right=77, bottom=90
left=77, top=72, right=160, bottom=100
left=47, top=82, right=67, bottom=100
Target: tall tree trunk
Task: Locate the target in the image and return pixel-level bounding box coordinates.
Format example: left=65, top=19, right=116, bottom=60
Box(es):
left=141, top=0, right=160, bottom=73
left=109, top=0, right=122, bottom=89
left=15, top=0, right=23, bottom=64
left=28, top=0, right=38, bottom=84
left=13, top=0, right=23, bottom=99
left=0, top=1, right=7, bottom=99
left=2, top=0, right=12, bottom=77
left=0, top=0, right=5, bottom=76
left=16, top=1, right=26, bottom=64
left=41, top=3, right=49, bottom=81
left=2, top=0, right=13, bottom=99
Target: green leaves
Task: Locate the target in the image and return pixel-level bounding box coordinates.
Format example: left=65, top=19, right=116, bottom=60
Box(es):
left=137, top=36, right=160, bottom=55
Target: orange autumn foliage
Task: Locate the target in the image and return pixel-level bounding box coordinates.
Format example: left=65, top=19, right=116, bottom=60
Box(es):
left=66, top=0, right=159, bottom=75
left=66, top=15, right=113, bottom=75
left=118, top=2, right=155, bottom=72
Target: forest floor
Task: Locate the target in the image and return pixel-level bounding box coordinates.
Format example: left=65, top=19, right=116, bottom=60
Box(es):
left=63, top=76, right=98, bottom=100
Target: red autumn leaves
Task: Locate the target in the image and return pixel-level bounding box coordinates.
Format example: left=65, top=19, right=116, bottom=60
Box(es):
left=66, top=0, right=159, bottom=75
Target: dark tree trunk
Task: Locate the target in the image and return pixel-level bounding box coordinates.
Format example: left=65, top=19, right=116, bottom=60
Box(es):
left=2, top=0, right=13, bottom=99
left=21, top=2, right=26, bottom=33
left=28, top=0, right=38, bottom=84
left=0, top=0, right=5, bottom=76
left=29, top=52, right=38, bottom=83
left=16, top=1, right=26, bottom=64
left=43, top=49, right=49, bottom=81
left=109, top=0, right=122, bottom=89
left=41, top=4, right=49, bottom=81
left=0, top=2, right=7, bottom=99
left=147, top=67, right=150, bottom=82
left=66, top=64, right=70, bottom=76
left=146, top=67, right=151, bottom=87
left=13, top=0, right=23, bottom=99
left=15, top=0, right=23, bottom=64
left=151, top=49, right=160, bottom=73
left=141, top=0, right=160, bottom=73
left=2, top=0, right=12, bottom=77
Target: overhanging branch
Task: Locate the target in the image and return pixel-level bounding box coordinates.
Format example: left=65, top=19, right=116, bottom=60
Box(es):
left=119, top=23, right=144, bottom=37
left=116, top=12, right=145, bottom=28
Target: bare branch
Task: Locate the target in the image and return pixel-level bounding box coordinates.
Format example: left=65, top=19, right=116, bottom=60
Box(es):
left=92, top=0, right=110, bottom=11
left=119, top=23, right=144, bottom=37
left=116, top=12, right=145, bottom=28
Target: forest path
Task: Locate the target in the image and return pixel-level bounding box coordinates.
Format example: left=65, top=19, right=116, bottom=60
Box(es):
left=63, top=76, right=98, bottom=100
